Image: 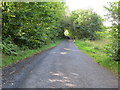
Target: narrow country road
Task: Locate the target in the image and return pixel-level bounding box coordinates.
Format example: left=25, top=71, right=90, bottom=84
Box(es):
left=2, top=40, right=118, bottom=88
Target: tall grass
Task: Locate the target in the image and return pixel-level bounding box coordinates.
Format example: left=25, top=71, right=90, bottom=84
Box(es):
left=74, top=39, right=118, bottom=76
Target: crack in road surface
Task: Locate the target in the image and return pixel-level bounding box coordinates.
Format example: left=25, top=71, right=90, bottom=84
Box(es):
left=2, top=40, right=118, bottom=88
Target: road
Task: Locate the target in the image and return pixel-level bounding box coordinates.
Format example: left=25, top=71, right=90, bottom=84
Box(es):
left=2, top=40, right=118, bottom=88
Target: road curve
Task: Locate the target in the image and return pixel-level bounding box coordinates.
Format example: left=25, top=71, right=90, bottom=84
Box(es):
left=2, top=40, right=118, bottom=88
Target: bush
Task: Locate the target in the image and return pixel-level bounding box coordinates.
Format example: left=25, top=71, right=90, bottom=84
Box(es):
left=2, top=38, right=19, bottom=55
left=104, top=1, right=119, bottom=62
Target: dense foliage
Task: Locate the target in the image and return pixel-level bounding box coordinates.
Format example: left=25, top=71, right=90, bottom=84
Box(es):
left=104, top=1, right=119, bottom=62
left=2, top=2, right=66, bottom=55
left=69, top=9, right=104, bottom=40
left=1, top=1, right=119, bottom=73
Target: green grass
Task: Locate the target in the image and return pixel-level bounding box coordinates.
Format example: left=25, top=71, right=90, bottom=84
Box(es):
left=2, top=40, right=62, bottom=67
left=74, top=39, right=118, bottom=77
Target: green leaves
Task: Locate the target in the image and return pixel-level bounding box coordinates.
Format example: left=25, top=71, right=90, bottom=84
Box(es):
left=104, top=1, right=119, bottom=62
left=69, top=9, right=104, bottom=40
left=2, top=2, right=66, bottom=54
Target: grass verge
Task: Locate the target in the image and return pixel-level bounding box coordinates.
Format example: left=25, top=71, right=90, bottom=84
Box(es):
left=74, top=39, right=119, bottom=77
left=2, top=40, right=62, bottom=67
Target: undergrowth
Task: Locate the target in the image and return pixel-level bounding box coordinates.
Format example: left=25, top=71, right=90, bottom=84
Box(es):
left=74, top=39, right=119, bottom=77
left=2, top=40, right=62, bottom=67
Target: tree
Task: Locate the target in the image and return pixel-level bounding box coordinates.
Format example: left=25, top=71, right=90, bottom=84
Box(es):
left=2, top=2, right=66, bottom=55
left=69, top=9, right=104, bottom=40
left=104, top=1, right=119, bottom=61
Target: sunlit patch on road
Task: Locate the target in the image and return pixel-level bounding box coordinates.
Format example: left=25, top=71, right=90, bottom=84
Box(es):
left=63, top=76, right=69, bottom=79
left=50, top=72, right=64, bottom=76
left=65, top=83, right=76, bottom=87
left=49, top=71, right=72, bottom=86
left=60, top=52, right=67, bottom=55
left=48, top=79, right=70, bottom=83
left=64, top=47, right=79, bottom=52
left=50, top=86, right=56, bottom=88
left=71, top=73, right=79, bottom=76
left=64, top=48, right=71, bottom=51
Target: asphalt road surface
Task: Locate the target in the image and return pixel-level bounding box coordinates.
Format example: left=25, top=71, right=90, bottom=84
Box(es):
left=2, top=40, right=118, bottom=88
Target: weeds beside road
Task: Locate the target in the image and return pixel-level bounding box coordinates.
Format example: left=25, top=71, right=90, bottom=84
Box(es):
left=74, top=39, right=119, bottom=77
left=2, top=40, right=62, bottom=67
